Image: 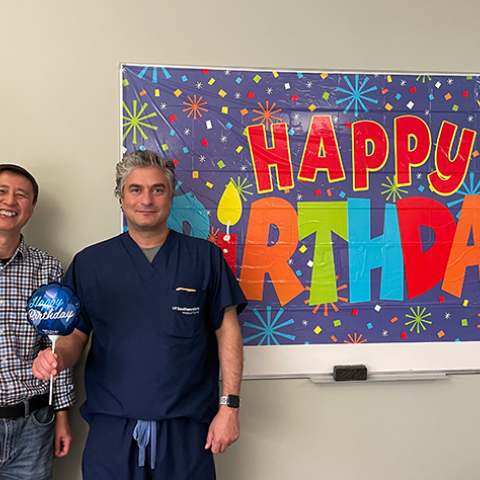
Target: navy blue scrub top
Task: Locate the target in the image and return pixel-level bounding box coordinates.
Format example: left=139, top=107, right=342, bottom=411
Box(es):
left=63, top=231, right=247, bottom=423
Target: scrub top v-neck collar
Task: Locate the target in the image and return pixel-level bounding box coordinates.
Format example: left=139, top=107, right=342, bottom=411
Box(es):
left=121, top=230, right=176, bottom=280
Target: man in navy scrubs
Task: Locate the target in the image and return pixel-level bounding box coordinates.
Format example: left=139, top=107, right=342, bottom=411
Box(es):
left=32, top=150, right=247, bottom=480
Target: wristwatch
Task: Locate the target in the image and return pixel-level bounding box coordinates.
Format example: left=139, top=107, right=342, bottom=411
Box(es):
left=220, top=395, right=241, bottom=408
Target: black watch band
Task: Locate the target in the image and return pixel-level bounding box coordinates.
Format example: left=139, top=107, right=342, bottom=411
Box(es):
left=220, top=395, right=241, bottom=408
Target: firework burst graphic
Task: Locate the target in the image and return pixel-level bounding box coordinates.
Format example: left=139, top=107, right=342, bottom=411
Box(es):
left=335, top=75, right=378, bottom=117
left=405, top=306, right=432, bottom=333
left=182, top=95, right=208, bottom=120
left=230, top=176, right=253, bottom=202
left=123, top=100, right=158, bottom=144
left=207, top=227, right=219, bottom=244
left=447, top=171, right=480, bottom=218
left=243, top=306, right=295, bottom=345
left=251, top=101, right=282, bottom=130
left=137, top=66, right=158, bottom=82
left=416, top=75, right=432, bottom=83
left=306, top=276, right=348, bottom=316
left=381, top=176, right=408, bottom=202
left=136, top=66, right=171, bottom=82
left=344, top=333, right=367, bottom=344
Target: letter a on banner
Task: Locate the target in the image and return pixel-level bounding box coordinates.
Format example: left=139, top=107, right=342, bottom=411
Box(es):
left=443, top=195, right=480, bottom=297
left=297, top=116, right=346, bottom=183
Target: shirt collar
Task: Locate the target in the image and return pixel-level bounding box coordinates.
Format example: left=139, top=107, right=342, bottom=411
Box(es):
left=14, top=235, right=28, bottom=261
left=0, top=236, right=27, bottom=269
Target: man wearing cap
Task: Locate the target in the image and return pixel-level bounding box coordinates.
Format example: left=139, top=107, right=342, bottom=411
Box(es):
left=32, top=150, right=247, bottom=480
left=0, top=165, right=74, bottom=479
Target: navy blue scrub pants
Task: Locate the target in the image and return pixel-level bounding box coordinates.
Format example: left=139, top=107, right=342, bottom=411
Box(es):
left=82, top=415, right=215, bottom=480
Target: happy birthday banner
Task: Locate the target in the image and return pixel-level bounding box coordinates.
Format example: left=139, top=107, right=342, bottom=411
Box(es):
left=121, top=64, right=480, bottom=347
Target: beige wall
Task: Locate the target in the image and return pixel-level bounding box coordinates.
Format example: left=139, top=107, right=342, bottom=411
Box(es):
left=0, top=1, right=478, bottom=479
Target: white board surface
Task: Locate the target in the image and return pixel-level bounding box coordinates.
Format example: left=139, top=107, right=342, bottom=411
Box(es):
left=243, top=342, right=480, bottom=379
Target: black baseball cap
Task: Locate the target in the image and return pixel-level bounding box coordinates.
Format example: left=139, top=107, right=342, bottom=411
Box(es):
left=0, top=164, right=39, bottom=204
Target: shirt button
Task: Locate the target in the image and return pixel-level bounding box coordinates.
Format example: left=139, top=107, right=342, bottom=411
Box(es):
left=0, top=329, right=4, bottom=334
left=0, top=300, right=5, bottom=305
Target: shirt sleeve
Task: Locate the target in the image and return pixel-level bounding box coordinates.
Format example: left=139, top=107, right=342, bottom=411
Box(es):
left=52, top=354, right=75, bottom=410
left=209, top=244, right=248, bottom=330
left=62, top=254, right=93, bottom=335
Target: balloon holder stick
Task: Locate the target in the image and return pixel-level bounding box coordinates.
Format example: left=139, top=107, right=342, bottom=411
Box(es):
left=48, top=335, right=59, bottom=406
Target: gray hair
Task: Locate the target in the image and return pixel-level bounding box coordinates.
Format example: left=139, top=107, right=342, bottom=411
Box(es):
left=115, top=150, right=177, bottom=200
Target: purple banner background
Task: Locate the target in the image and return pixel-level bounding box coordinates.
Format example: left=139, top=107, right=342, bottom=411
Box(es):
left=121, top=65, right=480, bottom=347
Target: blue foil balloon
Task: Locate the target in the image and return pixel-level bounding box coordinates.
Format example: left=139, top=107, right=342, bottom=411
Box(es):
left=26, top=282, right=81, bottom=337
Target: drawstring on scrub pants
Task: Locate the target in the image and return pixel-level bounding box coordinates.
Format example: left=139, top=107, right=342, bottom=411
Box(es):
left=133, top=420, right=157, bottom=469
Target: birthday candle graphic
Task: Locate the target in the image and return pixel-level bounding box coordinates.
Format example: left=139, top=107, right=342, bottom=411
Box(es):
left=217, top=180, right=242, bottom=273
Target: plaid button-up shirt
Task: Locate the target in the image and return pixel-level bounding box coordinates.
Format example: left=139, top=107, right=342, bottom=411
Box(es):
left=0, top=237, right=74, bottom=411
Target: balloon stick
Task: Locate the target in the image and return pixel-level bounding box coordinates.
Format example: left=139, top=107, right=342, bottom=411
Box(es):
left=48, top=335, right=59, bottom=406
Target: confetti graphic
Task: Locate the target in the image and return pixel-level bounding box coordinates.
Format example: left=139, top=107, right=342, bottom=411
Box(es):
left=122, top=65, right=480, bottom=347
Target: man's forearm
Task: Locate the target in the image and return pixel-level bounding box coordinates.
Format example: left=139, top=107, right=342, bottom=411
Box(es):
left=54, top=329, right=89, bottom=371
left=216, top=309, right=243, bottom=396
left=206, top=309, right=243, bottom=454
left=55, top=410, right=69, bottom=424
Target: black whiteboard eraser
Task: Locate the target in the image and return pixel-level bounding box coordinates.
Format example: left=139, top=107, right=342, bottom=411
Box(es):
left=333, top=365, right=367, bottom=381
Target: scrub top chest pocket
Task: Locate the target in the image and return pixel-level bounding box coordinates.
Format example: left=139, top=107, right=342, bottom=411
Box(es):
left=167, top=288, right=206, bottom=338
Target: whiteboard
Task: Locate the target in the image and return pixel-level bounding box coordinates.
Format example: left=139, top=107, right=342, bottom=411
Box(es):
left=243, top=342, right=480, bottom=379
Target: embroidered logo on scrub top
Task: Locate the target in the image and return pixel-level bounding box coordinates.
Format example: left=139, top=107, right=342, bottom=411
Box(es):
left=172, top=306, right=200, bottom=315
left=173, top=287, right=201, bottom=315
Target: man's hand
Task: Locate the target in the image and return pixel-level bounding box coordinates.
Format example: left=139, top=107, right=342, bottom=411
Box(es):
left=32, top=329, right=89, bottom=381
left=205, top=406, right=240, bottom=454
left=32, top=348, right=61, bottom=380
left=54, top=410, right=72, bottom=458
